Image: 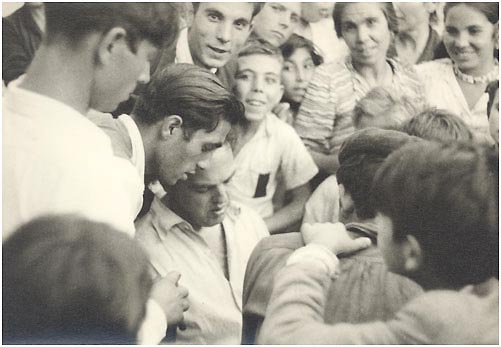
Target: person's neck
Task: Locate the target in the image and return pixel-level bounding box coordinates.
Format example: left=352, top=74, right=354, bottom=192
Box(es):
left=352, top=57, right=391, bottom=87
left=233, top=118, right=263, bottom=156
left=19, top=44, right=94, bottom=115
left=161, top=194, right=202, bottom=231
left=133, top=115, right=158, bottom=184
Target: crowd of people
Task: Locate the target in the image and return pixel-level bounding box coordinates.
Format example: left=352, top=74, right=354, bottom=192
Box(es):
left=2, top=2, right=499, bottom=344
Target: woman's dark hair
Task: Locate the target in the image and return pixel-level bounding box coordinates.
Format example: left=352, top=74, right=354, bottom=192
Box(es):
left=3, top=215, right=153, bottom=344
left=444, top=2, right=499, bottom=25
left=280, top=33, right=324, bottom=67
left=373, top=142, right=499, bottom=287
left=334, top=2, right=398, bottom=38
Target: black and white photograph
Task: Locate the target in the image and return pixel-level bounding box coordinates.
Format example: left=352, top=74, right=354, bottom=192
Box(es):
left=2, top=1, right=499, bottom=344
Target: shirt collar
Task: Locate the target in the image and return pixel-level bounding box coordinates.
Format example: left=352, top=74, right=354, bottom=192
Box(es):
left=176, top=27, right=217, bottom=74
left=150, top=196, right=195, bottom=241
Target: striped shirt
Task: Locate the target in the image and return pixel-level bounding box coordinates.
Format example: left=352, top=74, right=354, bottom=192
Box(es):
left=294, top=57, right=425, bottom=155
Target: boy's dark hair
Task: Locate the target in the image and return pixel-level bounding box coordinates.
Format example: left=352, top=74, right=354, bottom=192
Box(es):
left=337, top=128, right=418, bottom=220
left=44, top=3, right=179, bottom=52
left=280, top=33, right=324, bottom=67
left=192, top=2, right=263, bottom=18
left=373, top=141, right=499, bottom=287
left=486, top=80, right=499, bottom=117
left=238, top=39, right=284, bottom=63
left=3, top=214, right=152, bottom=344
left=401, top=108, right=474, bottom=143
left=133, top=63, right=243, bottom=139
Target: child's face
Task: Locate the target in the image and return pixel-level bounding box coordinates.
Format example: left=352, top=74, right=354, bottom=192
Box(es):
left=282, top=47, right=316, bottom=104
left=489, top=89, right=499, bottom=144
left=235, top=54, right=284, bottom=122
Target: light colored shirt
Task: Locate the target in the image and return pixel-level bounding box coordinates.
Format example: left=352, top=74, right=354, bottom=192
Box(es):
left=259, top=245, right=499, bottom=344
left=135, top=197, right=269, bottom=344
left=415, top=58, right=495, bottom=144
left=3, top=79, right=167, bottom=344
left=3, top=79, right=135, bottom=238
left=295, top=57, right=425, bottom=156
left=303, top=175, right=340, bottom=224
left=227, top=113, right=318, bottom=218
left=88, top=111, right=145, bottom=218
left=309, top=18, right=349, bottom=64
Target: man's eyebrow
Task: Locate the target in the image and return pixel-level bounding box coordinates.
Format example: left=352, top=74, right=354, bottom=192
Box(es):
left=204, top=8, right=224, bottom=18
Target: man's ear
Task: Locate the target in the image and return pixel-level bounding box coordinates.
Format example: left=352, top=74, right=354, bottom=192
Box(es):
left=160, top=115, right=183, bottom=140
left=401, top=235, right=422, bottom=273
left=96, top=27, right=127, bottom=66
left=275, top=84, right=285, bottom=106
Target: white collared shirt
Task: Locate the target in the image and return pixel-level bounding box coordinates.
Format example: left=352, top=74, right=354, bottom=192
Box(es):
left=415, top=58, right=494, bottom=145
left=3, top=79, right=136, bottom=238
left=135, top=197, right=269, bottom=344
left=227, top=113, right=319, bottom=218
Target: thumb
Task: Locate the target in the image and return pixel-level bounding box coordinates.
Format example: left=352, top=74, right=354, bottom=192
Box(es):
left=339, top=237, right=372, bottom=255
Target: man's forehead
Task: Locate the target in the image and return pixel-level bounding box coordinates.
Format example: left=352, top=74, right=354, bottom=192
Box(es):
left=282, top=2, right=301, bottom=15
left=198, top=2, right=255, bottom=19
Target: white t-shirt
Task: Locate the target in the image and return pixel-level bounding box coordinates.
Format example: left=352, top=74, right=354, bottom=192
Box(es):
left=227, top=113, right=318, bottom=218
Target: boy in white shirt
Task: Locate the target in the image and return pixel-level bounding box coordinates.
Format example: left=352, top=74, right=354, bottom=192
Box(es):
left=227, top=41, right=318, bottom=234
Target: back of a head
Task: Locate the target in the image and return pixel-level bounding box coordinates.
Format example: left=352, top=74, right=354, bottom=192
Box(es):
left=134, top=63, right=243, bottom=138
left=353, top=87, right=418, bottom=130
left=44, top=3, right=179, bottom=50
left=337, top=128, right=419, bottom=220
left=3, top=215, right=152, bottom=344
left=401, top=108, right=474, bottom=143
left=373, top=141, right=498, bottom=287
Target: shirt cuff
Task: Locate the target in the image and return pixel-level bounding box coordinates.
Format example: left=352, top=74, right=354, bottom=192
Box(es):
left=137, top=298, right=167, bottom=345
left=286, top=244, right=340, bottom=278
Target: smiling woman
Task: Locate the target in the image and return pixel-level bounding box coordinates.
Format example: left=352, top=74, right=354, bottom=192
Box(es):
left=294, top=2, right=426, bottom=179
left=415, top=2, right=499, bottom=145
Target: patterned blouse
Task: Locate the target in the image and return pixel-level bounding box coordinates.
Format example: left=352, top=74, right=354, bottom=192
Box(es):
left=294, top=56, right=426, bottom=155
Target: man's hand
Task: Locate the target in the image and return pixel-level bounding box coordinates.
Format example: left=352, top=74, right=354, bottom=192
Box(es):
left=150, top=271, right=190, bottom=328
left=301, top=222, right=371, bottom=255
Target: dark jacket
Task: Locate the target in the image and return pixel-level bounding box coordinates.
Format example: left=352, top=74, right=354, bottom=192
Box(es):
left=3, top=5, right=43, bottom=85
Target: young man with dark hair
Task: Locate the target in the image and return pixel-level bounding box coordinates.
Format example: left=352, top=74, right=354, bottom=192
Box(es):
left=3, top=3, right=184, bottom=344
left=137, top=144, right=269, bottom=344
left=153, top=2, right=261, bottom=89
left=90, top=63, right=243, bottom=218
left=241, top=128, right=422, bottom=343
left=3, top=214, right=188, bottom=344
left=259, top=141, right=498, bottom=344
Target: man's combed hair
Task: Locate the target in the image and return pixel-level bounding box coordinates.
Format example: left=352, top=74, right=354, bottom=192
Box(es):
left=400, top=108, right=474, bottom=143
left=3, top=214, right=152, bottom=344
left=373, top=141, right=499, bottom=287
left=44, top=3, right=180, bottom=51
left=134, top=64, right=243, bottom=139
left=192, top=2, right=263, bottom=18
